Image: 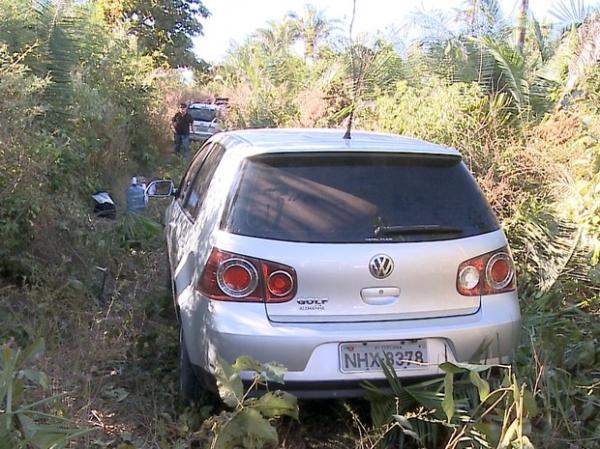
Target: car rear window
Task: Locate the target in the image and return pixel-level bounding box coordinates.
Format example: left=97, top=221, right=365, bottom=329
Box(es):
left=189, top=108, right=216, bottom=122
left=223, top=152, right=498, bottom=243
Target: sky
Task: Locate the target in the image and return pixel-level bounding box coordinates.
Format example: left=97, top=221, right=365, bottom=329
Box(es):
left=193, top=0, right=564, bottom=63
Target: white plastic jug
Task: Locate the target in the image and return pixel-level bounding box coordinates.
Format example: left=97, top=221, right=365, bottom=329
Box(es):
left=126, top=177, right=145, bottom=214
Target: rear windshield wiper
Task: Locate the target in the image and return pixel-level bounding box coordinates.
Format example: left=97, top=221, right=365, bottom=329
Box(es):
left=374, top=225, right=463, bottom=237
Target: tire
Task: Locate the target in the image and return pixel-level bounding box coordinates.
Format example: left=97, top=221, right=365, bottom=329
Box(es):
left=179, top=326, right=201, bottom=405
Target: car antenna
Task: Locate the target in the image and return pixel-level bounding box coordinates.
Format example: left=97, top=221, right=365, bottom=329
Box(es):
left=343, top=0, right=358, bottom=140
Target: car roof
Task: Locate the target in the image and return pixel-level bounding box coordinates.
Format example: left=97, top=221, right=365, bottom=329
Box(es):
left=188, top=103, right=218, bottom=110
left=212, top=128, right=461, bottom=156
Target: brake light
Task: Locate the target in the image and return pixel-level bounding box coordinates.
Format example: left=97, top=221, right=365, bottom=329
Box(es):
left=267, top=271, right=294, bottom=297
left=457, top=247, right=515, bottom=296
left=198, top=248, right=296, bottom=302
left=218, top=258, right=259, bottom=298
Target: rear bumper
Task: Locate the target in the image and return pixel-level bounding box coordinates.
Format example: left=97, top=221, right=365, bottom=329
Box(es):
left=244, top=377, right=441, bottom=399
left=179, top=291, right=520, bottom=391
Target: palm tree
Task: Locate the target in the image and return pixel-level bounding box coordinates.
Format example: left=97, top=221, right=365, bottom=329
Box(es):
left=407, top=0, right=512, bottom=87
left=406, top=0, right=560, bottom=116
left=254, top=19, right=296, bottom=55
left=287, top=4, right=339, bottom=62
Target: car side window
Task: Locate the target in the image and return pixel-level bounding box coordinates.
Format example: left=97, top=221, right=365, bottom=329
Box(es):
left=182, top=143, right=226, bottom=219
left=177, top=143, right=214, bottom=202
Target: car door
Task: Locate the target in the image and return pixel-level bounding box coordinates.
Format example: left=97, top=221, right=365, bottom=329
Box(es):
left=166, top=143, right=214, bottom=278
left=170, top=143, right=226, bottom=296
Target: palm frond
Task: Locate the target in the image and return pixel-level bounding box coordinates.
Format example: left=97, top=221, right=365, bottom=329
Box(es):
left=531, top=15, right=552, bottom=63
left=479, top=36, right=529, bottom=112
left=461, top=0, right=509, bottom=38
left=550, top=0, right=597, bottom=28
left=516, top=171, right=599, bottom=293
left=407, top=7, right=458, bottom=45
left=29, top=0, right=86, bottom=116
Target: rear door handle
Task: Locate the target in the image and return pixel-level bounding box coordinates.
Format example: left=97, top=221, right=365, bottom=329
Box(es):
left=360, top=287, right=400, bottom=305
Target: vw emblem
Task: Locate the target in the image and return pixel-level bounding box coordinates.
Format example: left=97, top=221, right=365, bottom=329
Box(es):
left=369, top=254, right=394, bottom=279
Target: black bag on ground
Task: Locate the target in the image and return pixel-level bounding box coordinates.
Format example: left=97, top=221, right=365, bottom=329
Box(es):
left=92, top=191, right=116, bottom=219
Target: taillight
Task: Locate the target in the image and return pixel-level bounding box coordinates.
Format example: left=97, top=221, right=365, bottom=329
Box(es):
left=267, top=271, right=294, bottom=297
left=457, top=247, right=516, bottom=296
left=486, top=253, right=513, bottom=289
left=198, top=248, right=296, bottom=302
left=217, top=258, right=258, bottom=298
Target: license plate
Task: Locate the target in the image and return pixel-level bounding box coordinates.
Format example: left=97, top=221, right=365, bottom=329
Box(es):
left=339, top=340, right=428, bottom=373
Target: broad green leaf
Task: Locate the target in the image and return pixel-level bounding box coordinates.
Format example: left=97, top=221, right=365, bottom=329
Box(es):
left=232, top=356, right=262, bottom=373
left=261, top=361, right=287, bottom=384
left=439, top=361, right=467, bottom=375
left=523, top=389, right=539, bottom=417
left=441, top=361, right=496, bottom=373
left=392, top=414, right=413, bottom=430
left=468, top=370, right=490, bottom=402
left=481, top=388, right=506, bottom=406
left=22, top=370, right=49, bottom=389
left=250, top=391, right=298, bottom=419
left=214, top=357, right=243, bottom=408
left=392, top=415, right=421, bottom=442
left=474, top=422, right=501, bottom=446
left=442, top=371, right=455, bottom=423
left=18, top=414, right=36, bottom=439
left=214, top=408, right=278, bottom=449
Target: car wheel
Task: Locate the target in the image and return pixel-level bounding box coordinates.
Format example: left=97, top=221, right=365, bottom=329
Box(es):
left=179, top=326, right=201, bottom=405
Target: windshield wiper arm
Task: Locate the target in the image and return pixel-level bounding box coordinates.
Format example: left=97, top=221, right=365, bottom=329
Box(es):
left=374, top=225, right=463, bottom=236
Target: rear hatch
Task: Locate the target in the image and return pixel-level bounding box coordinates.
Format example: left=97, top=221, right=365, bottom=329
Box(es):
left=221, top=152, right=500, bottom=323
left=189, top=107, right=217, bottom=134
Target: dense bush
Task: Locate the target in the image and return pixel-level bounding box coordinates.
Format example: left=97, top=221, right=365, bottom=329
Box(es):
left=0, top=1, right=183, bottom=261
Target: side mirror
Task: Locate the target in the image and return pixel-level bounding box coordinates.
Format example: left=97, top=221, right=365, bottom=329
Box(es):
left=146, top=180, right=176, bottom=198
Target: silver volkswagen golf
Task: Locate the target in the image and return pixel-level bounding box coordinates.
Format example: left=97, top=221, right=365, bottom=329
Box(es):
left=149, top=129, right=521, bottom=400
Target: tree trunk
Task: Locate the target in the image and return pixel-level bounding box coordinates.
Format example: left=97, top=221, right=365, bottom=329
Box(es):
left=517, top=0, right=529, bottom=52
left=343, top=108, right=354, bottom=139
left=343, top=0, right=357, bottom=140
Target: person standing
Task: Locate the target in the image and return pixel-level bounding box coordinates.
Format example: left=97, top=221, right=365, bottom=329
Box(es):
left=171, top=103, right=193, bottom=158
